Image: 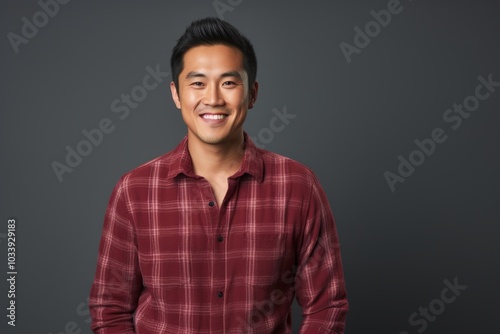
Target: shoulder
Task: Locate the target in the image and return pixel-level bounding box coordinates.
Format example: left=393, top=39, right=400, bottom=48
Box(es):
left=257, top=148, right=332, bottom=216
left=258, top=148, right=319, bottom=187
left=117, top=147, right=182, bottom=188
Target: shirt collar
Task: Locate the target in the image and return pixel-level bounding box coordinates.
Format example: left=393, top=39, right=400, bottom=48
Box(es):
left=166, top=132, right=264, bottom=182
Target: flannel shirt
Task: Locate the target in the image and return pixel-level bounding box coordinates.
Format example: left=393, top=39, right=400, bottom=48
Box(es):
left=89, top=132, right=348, bottom=333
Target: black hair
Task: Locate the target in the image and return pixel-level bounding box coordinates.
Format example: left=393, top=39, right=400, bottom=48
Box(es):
left=170, top=17, right=257, bottom=91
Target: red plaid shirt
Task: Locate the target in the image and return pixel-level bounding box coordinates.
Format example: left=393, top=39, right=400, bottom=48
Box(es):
left=89, top=133, right=348, bottom=333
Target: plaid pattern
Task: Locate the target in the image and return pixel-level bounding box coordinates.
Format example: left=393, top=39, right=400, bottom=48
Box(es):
left=89, top=133, right=348, bottom=333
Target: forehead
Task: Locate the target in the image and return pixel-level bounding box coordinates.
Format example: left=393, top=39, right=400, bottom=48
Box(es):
left=181, top=44, right=245, bottom=74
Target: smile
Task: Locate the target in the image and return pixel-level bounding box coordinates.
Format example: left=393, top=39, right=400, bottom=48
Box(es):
left=201, top=114, right=228, bottom=120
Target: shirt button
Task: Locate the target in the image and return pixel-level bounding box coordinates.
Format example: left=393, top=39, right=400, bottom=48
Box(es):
left=217, top=291, right=224, bottom=298
left=208, top=201, right=215, bottom=207
left=217, top=235, right=224, bottom=243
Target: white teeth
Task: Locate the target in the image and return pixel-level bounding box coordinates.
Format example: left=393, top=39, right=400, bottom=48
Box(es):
left=202, top=114, right=226, bottom=120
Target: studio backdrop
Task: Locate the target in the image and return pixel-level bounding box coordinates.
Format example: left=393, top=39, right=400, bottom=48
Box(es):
left=1, top=0, right=499, bottom=333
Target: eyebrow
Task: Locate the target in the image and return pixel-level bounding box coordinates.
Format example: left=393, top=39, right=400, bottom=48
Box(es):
left=185, top=71, right=242, bottom=80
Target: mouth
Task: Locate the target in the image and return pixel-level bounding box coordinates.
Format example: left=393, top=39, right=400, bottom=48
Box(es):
left=200, top=113, right=229, bottom=120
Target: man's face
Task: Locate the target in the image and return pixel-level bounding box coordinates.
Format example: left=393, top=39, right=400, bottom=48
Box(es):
left=170, top=44, right=257, bottom=146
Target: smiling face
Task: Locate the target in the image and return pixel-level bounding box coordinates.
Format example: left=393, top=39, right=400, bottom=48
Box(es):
left=170, top=44, right=258, bottom=147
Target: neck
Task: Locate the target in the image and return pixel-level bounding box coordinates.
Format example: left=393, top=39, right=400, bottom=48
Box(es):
left=188, top=133, right=245, bottom=179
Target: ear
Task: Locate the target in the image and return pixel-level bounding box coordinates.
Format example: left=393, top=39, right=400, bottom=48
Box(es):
left=170, top=81, right=181, bottom=109
left=247, top=81, right=259, bottom=109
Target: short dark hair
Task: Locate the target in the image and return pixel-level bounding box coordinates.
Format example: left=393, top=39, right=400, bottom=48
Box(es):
left=170, top=17, right=257, bottom=91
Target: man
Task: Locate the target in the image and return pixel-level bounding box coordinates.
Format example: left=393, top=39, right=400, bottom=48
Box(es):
left=89, top=17, right=348, bottom=333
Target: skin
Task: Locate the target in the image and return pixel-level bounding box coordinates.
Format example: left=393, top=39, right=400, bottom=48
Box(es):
left=170, top=44, right=259, bottom=205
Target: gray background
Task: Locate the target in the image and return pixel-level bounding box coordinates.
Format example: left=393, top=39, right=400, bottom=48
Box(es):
left=1, top=0, right=499, bottom=333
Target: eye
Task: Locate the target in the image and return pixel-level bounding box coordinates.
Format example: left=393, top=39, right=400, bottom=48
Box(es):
left=190, top=82, right=204, bottom=87
left=222, top=81, right=236, bottom=86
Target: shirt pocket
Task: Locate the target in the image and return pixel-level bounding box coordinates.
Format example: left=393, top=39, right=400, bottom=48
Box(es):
left=243, top=231, right=286, bottom=288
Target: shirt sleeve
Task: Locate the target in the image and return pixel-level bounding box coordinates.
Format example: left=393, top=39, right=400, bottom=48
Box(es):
left=89, top=177, right=143, bottom=333
left=295, top=174, right=348, bottom=334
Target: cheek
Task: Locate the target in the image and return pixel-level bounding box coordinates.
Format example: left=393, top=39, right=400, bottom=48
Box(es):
left=180, top=90, right=201, bottom=108
left=226, top=90, right=247, bottom=105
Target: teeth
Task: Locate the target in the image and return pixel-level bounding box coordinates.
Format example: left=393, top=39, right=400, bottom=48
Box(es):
left=202, top=114, right=226, bottom=120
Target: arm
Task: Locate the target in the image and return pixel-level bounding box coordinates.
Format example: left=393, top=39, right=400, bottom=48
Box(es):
left=295, top=175, right=348, bottom=334
left=89, top=177, right=143, bottom=333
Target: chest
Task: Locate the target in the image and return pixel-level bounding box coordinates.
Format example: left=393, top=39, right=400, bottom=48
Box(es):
left=132, top=177, right=304, bottom=286
left=205, top=176, right=228, bottom=207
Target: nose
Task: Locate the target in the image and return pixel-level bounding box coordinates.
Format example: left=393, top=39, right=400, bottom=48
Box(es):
left=202, top=84, right=224, bottom=106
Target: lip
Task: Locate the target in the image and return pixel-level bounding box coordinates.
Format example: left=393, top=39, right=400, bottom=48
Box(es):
left=199, top=113, right=229, bottom=125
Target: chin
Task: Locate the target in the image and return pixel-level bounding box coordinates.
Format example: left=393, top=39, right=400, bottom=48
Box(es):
left=191, top=128, right=241, bottom=146
left=197, top=133, right=227, bottom=145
